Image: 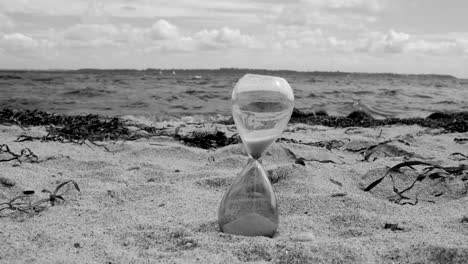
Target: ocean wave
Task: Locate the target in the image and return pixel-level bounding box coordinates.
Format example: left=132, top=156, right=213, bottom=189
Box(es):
left=64, top=87, right=115, bottom=97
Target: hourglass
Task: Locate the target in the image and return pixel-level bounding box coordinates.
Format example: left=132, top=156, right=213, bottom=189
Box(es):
left=218, top=74, right=294, bottom=237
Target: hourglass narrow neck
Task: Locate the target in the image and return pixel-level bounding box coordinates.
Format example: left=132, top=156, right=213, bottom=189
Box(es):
left=246, top=157, right=262, bottom=165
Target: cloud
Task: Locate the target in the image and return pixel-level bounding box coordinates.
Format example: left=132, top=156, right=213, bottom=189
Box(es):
left=60, top=23, right=120, bottom=48
left=121, top=5, right=137, bottom=11
left=157, top=37, right=197, bottom=52
left=325, top=0, right=381, bottom=13
left=382, top=30, right=410, bottom=53
left=0, top=33, right=39, bottom=51
left=147, top=26, right=262, bottom=53
left=146, top=19, right=180, bottom=40
left=193, top=27, right=261, bottom=50
left=60, top=23, right=147, bottom=48
left=355, top=30, right=410, bottom=53
left=64, top=24, right=119, bottom=41
left=266, top=0, right=380, bottom=29
left=407, top=39, right=466, bottom=55
left=272, top=27, right=341, bottom=51
left=0, top=12, right=15, bottom=29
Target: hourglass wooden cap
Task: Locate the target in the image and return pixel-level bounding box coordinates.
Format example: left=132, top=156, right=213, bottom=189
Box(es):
left=232, top=74, right=295, bottom=101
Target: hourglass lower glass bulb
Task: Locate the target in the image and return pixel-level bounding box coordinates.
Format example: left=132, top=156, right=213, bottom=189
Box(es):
left=218, top=158, right=278, bottom=237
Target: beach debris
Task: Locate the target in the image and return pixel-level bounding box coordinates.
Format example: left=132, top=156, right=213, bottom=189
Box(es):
left=362, top=142, right=417, bottom=161
left=0, top=108, right=155, bottom=144
left=347, top=110, right=374, bottom=121
left=448, top=152, right=468, bottom=161
left=0, top=180, right=80, bottom=216
left=331, top=193, right=347, bottom=197
left=343, top=140, right=379, bottom=152
left=291, top=232, right=316, bottom=242
left=384, top=223, right=404, bottom=231
left=395, top=134, right=416, bottom=146
left=362, top=161, right=468, bottom=205
left=454, top=138, right=468, bottom=144
left=281, top=145, right=344, bottom=164
left=290, top=109, right=468, bottom=133
left=41, top=180, right=80, bottom=206
left=0, top=177, right=16, bottom=187
left=0, top=195, right=34, bottom=214
left=175, top=129, right=239, bottom=149
left=295, top=158, right=306, bottom=166
left=0, top=144, right=38, bottom=163
left=267, top=165, right=295, bottom=184
left=329, top=178, right=343, bottom=187
left=461, top=216, right=468, bottom=223
left=208, top=155, right=215, bottom=163
left=168, top=229, right=198, bottom=251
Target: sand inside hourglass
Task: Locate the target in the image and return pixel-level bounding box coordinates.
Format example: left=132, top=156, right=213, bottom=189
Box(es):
left=222, top=213, right=277, bottom=237
left=242, top=129, right=280, bottom=159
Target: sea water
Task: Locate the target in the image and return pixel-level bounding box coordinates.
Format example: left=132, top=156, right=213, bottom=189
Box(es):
left=1, top=70, right=466, bottom=120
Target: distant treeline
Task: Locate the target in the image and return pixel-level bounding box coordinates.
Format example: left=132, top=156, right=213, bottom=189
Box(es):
left=0, top=68, right=457, bottom=79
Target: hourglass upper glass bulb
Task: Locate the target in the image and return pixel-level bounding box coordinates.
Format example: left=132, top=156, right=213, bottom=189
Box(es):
left=232, top=74, right=295, bottom=159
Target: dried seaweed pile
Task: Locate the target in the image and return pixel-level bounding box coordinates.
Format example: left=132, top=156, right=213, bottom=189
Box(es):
left=1, top=108, right=466, bottom=149
left=290, top=109, right=468, bottom=133
left=175, top=130, right=240, bottom=149
left=0, top=108, right=237, bottom=148
left=0, top=108, right=146, bottom=142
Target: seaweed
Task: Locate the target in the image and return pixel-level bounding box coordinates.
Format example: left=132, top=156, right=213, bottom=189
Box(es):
left=0, top=108, right=240, bottom=149
left=41, top=180, right=81, bottom=206
left=175, top=129, right=240, bottom=149
left=0, top=144, right=38, bottom=163
left=1, top=108, right=466, bottom=151
left=0, top=108, right=145, bottom=143
left=454, top=138, right=468, bottom=144
left=363, top=161, right=468, bottom=204
left=0, top=180, right=80, bottom=216
left=384, top=223, right=404, bottom=231
left=290, top=109, right=468, bottom=133
left=0, top=177, right=16, bottom=187
left=363, top=161, right=438, bottom=192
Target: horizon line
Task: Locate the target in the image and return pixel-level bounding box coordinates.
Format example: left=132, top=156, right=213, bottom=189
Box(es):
left=0, top=67, right=462, bottom=79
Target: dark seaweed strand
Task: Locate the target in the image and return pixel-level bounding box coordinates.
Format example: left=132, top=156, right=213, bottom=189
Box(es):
left=289, top=109, right=468, bottom=133
left=0, top=109, right=137, bottom=142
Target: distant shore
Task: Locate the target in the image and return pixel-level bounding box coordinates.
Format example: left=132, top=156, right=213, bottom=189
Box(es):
left=0, top=68, right=461, bottom=79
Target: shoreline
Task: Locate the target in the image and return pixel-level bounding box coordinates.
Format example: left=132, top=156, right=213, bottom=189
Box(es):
left=1, top=108, right=467, bottom=145
left=1, top=108, right=467, bottom=263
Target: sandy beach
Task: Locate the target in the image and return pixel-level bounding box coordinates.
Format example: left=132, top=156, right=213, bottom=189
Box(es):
left=1, top=117, right=467, bottom=263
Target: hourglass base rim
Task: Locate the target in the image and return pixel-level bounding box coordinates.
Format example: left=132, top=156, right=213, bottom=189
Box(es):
left=219, top=212, right=278, bottom=237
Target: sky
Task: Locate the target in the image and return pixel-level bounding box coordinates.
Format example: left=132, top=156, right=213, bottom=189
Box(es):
left=1, top=0, right=468, bottom=77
